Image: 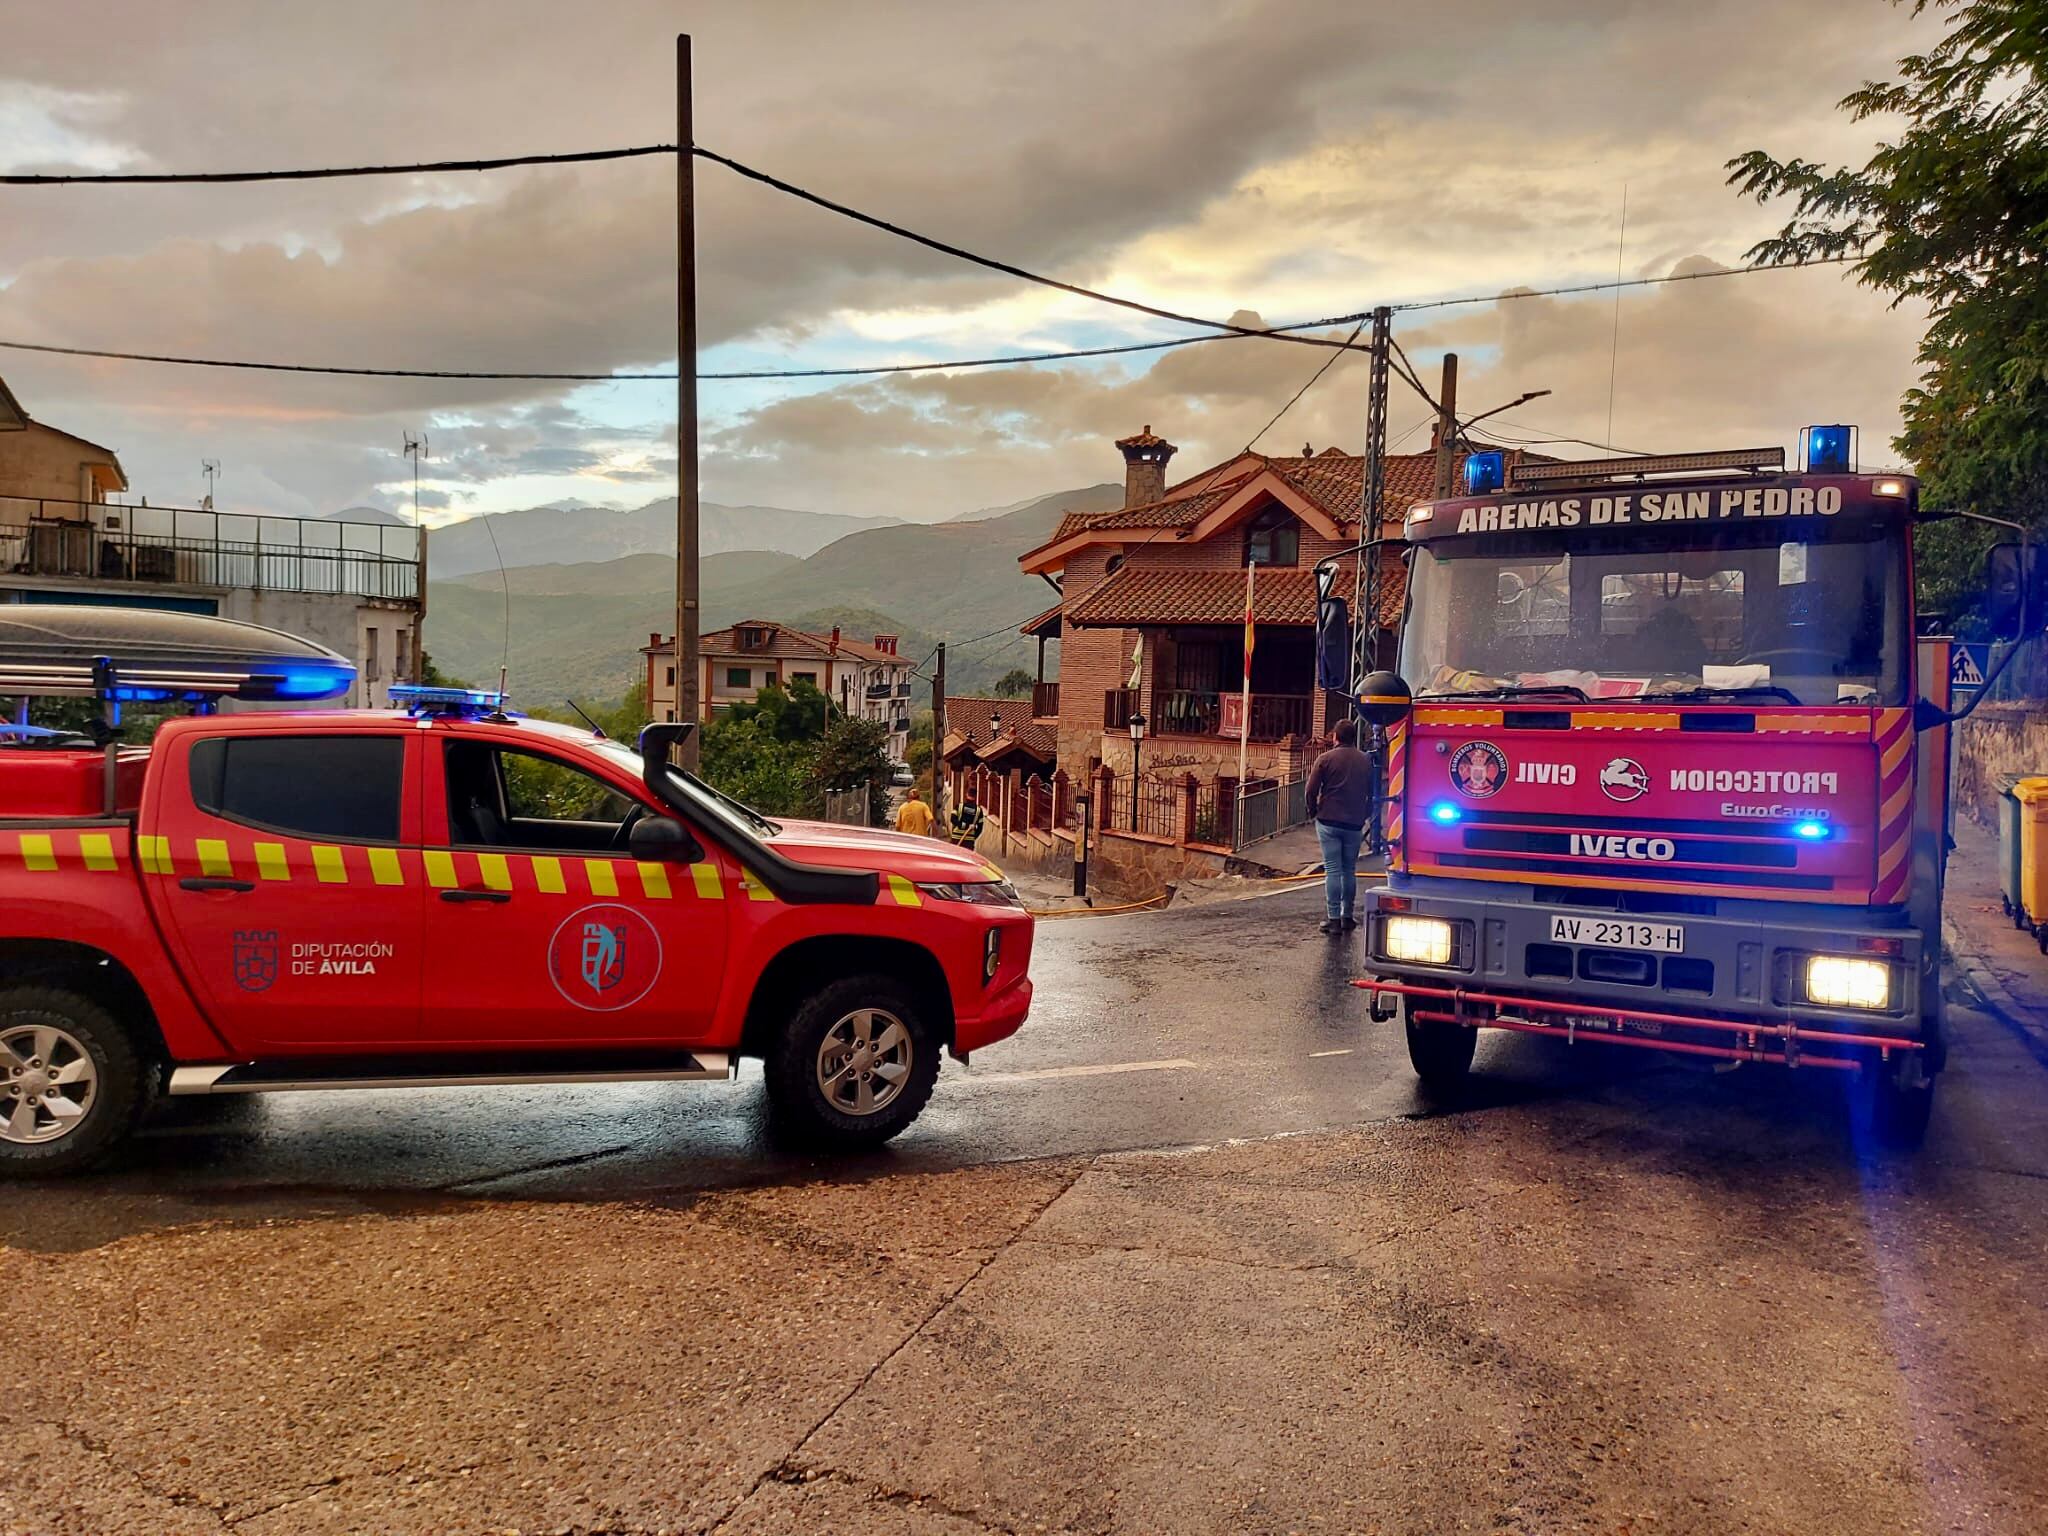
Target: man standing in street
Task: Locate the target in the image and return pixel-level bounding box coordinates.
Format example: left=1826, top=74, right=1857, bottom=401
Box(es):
left=1305, top=718, right=1375, bottom=936
left=895, top=784, right=936, bottom=838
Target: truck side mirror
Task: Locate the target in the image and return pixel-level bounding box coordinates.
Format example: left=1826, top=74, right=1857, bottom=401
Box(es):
left=629, top=813, right=701, bottom=863
left=1983, top=542, right=2046, bottom=642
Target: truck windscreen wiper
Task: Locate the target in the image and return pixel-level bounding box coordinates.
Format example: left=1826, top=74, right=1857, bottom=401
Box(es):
left=1414, top=683, right=1591, bottom=703
left=1637, top=684, right=1804, bottom=706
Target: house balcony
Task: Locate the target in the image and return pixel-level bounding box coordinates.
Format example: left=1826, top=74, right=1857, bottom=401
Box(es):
left=0, top=495, right=420, bottom=603
left=866, top=682, right=894, bottom=701
left=1112, top=687, right=1312, bottom=743
left=1032, top=680, right=1059, bottom=719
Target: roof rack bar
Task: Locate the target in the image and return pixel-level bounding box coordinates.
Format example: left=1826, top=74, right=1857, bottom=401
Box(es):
left=1508, top=447, right=1784, bottom=488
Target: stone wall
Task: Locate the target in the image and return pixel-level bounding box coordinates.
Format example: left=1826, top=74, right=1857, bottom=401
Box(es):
left=1954, top=702, right=2048, bottom=827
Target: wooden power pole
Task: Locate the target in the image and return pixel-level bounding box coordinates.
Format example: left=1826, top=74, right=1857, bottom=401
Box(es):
left=673, top=33, right=703, bottom=764
left=932, top=643, right=948, bottom=830
left=1432, top=351, right=1460, bottom=499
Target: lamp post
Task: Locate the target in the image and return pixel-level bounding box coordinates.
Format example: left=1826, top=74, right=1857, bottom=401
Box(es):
left=1127, top=712, right=1146, bottom=831
left=989, top=711, right=1002, bottom=743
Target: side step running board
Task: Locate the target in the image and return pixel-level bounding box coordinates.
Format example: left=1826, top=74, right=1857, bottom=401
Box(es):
left=168, top=1053, right=734, bottom=1096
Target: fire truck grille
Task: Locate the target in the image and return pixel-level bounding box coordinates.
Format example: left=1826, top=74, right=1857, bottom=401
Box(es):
left=1435, top=851, right=1835, bottom=891
left=1458, top=828, right=1799, bottom=869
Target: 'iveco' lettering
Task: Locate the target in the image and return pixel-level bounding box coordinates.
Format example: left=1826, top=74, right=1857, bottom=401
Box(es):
left=1671, top=768, right=1838, bottom=796
left=1569, top=834, right=1676, bottom=862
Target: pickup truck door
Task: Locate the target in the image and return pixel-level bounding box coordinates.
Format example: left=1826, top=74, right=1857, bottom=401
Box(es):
left=149, top=729, right=425, bottom=1053
left=417, top=734, right=730, bottom=1046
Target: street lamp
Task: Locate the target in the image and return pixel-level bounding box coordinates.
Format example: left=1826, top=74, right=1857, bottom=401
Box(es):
left=989, top=710, right=1002, bottom=743
left=1127, top=712, right=1146, bottom=830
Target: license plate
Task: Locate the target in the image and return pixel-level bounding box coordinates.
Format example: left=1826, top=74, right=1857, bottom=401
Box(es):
left=1547, top=915, right=1684, bottom=953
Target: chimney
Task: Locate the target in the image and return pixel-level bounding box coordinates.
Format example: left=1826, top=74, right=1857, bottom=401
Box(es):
left=1115, top=424, right=1177, bottom=509
left=872, top=633, right=898, bottom=656
left=829, top=625, right=841, bottom=654
left=649, top=632, right=662, bottom=649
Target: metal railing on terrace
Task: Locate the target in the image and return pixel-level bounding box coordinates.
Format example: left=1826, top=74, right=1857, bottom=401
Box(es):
left=0, top=496, right=421, bottom=603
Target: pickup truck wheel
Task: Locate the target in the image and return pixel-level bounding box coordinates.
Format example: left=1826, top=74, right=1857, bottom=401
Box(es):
left=1402, top=997, right=1477, bottom=1091
left=0, top=988, right=149, bottom=1177
left=765, top=977, right=939, bottom=1151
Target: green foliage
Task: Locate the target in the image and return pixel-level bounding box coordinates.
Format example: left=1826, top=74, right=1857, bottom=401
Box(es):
left=419, top=650, right=467, bottom=688
left=726, top=680, right=829, bottom=743
left=812, top=714, right=895, bottom=825
left=1727, top=0, right=2048, bottom=619
left=699, top=714, right=817, bottom=815
left=993, top=668, right=1034, bottom=697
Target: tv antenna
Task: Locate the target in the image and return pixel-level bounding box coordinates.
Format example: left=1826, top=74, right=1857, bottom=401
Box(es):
left=402, top=431, right=430, bottom=526
left=200, top=458, right=221, bottom=510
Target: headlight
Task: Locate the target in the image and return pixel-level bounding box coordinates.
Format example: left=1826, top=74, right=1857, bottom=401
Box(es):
left=1383, top=914, right=1454, bottom=966
left=1805, top=955, right=1890, bottom=1010
left=918, top=879, right=1023, bottom=909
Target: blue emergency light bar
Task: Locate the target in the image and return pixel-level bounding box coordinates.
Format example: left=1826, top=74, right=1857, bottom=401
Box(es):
left=1800, top=425, right=1857, bottom=474
left=1464, top=451, right=1506, bottom=495
left=388, top=683, right=514, bottom=718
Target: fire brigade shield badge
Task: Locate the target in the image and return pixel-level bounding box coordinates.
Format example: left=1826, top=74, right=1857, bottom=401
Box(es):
left=547, top=903, right=662, bottom=1012
left=232, top=930, right=279, bottom=993
left=1448, top=741, right=1508, bottom=799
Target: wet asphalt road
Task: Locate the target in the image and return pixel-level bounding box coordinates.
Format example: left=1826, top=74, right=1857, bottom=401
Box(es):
left=15, top=879, right=2047, bottom=1227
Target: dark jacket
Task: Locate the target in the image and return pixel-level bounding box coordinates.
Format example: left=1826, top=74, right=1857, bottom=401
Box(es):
left=1305, top=744, right=1375, bottom=830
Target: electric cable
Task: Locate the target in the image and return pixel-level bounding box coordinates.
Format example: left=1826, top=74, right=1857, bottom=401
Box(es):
left=0, top=145, right=677, bottom=185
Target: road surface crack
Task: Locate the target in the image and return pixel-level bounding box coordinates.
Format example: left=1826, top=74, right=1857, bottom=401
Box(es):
left=705, top=1161, right=1090, bottom=1534
left=39, top=1417, right=232, bottom=1530
left=766, top=1464, right=1023, bottom=1534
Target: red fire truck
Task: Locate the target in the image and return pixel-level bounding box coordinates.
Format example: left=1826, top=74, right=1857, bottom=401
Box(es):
left=1356, top=432, right=1971, bottom=1144
left=0, top=608, right=1033, bottom=1174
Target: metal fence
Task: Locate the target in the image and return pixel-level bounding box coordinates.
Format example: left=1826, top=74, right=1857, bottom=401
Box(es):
left=1232, top=777, right=1308, bottom=852
left=0, top=497, right=420, bottom=602
left=822, top=787, right=871, bottom=827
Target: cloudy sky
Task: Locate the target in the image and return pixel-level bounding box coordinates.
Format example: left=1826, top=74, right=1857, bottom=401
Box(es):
left=0, top=0, right=1937, bottom=528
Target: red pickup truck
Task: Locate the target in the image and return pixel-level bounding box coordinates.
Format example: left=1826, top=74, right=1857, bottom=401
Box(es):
left=0, top=701, right=1034, bottom=1174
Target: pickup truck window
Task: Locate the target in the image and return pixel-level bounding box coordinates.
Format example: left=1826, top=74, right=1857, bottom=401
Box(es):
left=188, top=735, right=403, bottom=842
left=445, top=740, right=641, bottom=854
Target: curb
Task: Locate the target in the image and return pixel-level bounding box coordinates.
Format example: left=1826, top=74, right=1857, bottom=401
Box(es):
left=1942, top=907, right=2048, bottom=1061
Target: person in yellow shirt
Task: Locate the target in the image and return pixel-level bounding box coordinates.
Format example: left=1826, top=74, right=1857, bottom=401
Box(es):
left=894, top=785, right=936, bottom=837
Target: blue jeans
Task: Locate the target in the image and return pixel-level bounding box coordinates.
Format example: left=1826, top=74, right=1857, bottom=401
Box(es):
left=1316, top=820, right=1364, bottom=921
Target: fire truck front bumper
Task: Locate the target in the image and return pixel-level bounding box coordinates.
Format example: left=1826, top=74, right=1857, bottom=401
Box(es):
left=1358, top=882, right=1933, bottom=1067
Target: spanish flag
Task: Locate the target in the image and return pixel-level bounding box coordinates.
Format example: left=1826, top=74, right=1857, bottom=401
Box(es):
left=1243, top=558, right=1256, bottom=670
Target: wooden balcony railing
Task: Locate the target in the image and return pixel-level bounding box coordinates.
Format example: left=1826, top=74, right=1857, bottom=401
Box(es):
left=1032, top=680, right=1059, bottom=719
left=1103, top=687, right=1138, bottom=729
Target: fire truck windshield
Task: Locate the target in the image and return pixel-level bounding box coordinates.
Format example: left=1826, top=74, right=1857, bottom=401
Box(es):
left=1400, top=521, right=1906, bottom=707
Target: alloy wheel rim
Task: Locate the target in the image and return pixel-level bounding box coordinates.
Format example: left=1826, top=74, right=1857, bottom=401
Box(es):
left=1, top=1023, right=97, bottom=1145
left=815, top=1008, right=912, bottom=1117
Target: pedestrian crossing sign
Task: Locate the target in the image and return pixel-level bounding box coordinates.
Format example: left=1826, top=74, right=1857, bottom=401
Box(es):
left=1951, top=644, right=1989, bottom=690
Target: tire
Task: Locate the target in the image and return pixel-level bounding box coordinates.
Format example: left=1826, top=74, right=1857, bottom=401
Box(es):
left=764, top=975, right=941, bottom=1152
left=0, top=987, right=152, bottom=1177
left=1861, top=1056, right=1935, bottom=1151
left=1402, top=997, right=1478, bottom=1092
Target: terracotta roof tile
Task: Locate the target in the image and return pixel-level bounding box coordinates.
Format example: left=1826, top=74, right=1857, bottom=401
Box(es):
left=1065, top=567, right=1320, bottom=627
left=942, top=695, right=1037, bottom=754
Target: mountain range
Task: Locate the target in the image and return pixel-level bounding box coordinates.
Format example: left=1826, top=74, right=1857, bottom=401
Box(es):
left=426, top=482, right=1122, bottom=706
left=419, top=499, right=901, bottom=578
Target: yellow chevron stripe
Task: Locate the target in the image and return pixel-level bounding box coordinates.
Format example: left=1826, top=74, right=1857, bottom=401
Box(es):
left=423, top=849, right=457, bottom=888
left=477, top=853, right=512, bottom=891
left=636, top=861, right=672, bottom=899
left=532, top=856, right=566, bottom=894
left=1881, top=734, right=1911, bottom=775
left=196, top=838, right=233, bottom=877
left=1414, top=708, right=1503, bottom=726
left=253, top=842, right=290, bottom=881
left=584, top=858, right=618, bottom=896
left=137, top=835, right=169, bottom=874
left=1755, top=713, right=1867, bottom=734
left=1881, top=780, right=1913, bottom=826
left=885, top=873, right=922, bottom=907
left=312, top=845, right=347, bottom=884
left=741, top=868, right=774, bottom=903
left=19, top=833, right=56, bottom=872
left=1573, top=711, right=1682, bottom=730
left=690, top=861, right=723, bottom=899
left=367, top=848, right=404, bottom=886
left=79, top=833, right=116, bottom=871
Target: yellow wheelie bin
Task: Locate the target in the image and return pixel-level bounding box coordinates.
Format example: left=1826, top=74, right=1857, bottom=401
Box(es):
left=2012, top=777, right=2048, bottom=950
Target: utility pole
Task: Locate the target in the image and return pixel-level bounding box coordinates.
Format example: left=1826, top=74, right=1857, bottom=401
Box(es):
left=403, top=432, right=429, bottom=682
left=673, top=33, right=702, bottom=765
left=932, top=643, right=948, bottom=833
left=1431, top=352, right=1460, bottom=499
left=1355, top=306, right=1392, bottom=857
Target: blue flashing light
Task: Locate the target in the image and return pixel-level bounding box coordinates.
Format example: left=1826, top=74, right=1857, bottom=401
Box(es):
left=389, top=682, right=514, bottom=719
left=1800, top=424, right=1856, bottom=474
left=268, top=664, right=356, bottom=700
left=1793, top=819, right=1831, bottom=841
left=1464, top=450, right=1506, bottom=495
left=1428, top=801, right=1463, bottom=825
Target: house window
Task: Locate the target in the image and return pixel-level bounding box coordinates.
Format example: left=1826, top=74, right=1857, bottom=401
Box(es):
left=365, top=627, right=380, bottom=685
left=792, top=671, right=817, bottom=686
left=726, top=667, right=751, bottom=688
left=1245, top=507, right=1299, bottom=567
left=665, top=666, right=676, bottom=686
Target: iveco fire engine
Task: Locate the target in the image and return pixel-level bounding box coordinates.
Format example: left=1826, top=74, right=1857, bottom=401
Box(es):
left=1356, top=428, right=1973, bottom=1145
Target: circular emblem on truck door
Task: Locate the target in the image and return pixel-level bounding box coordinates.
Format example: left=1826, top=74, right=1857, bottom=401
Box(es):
left=1599, top=757, right=1651, bottom=803
left=546, top=903, right=663, bottom=1012
left=1449, top=740, right=1508, bottom=798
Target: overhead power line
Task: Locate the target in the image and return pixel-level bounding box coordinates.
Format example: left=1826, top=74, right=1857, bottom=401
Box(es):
left=0, top=145, right=678, bottom=185
left=0, top=257, right=1861, bottom=386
